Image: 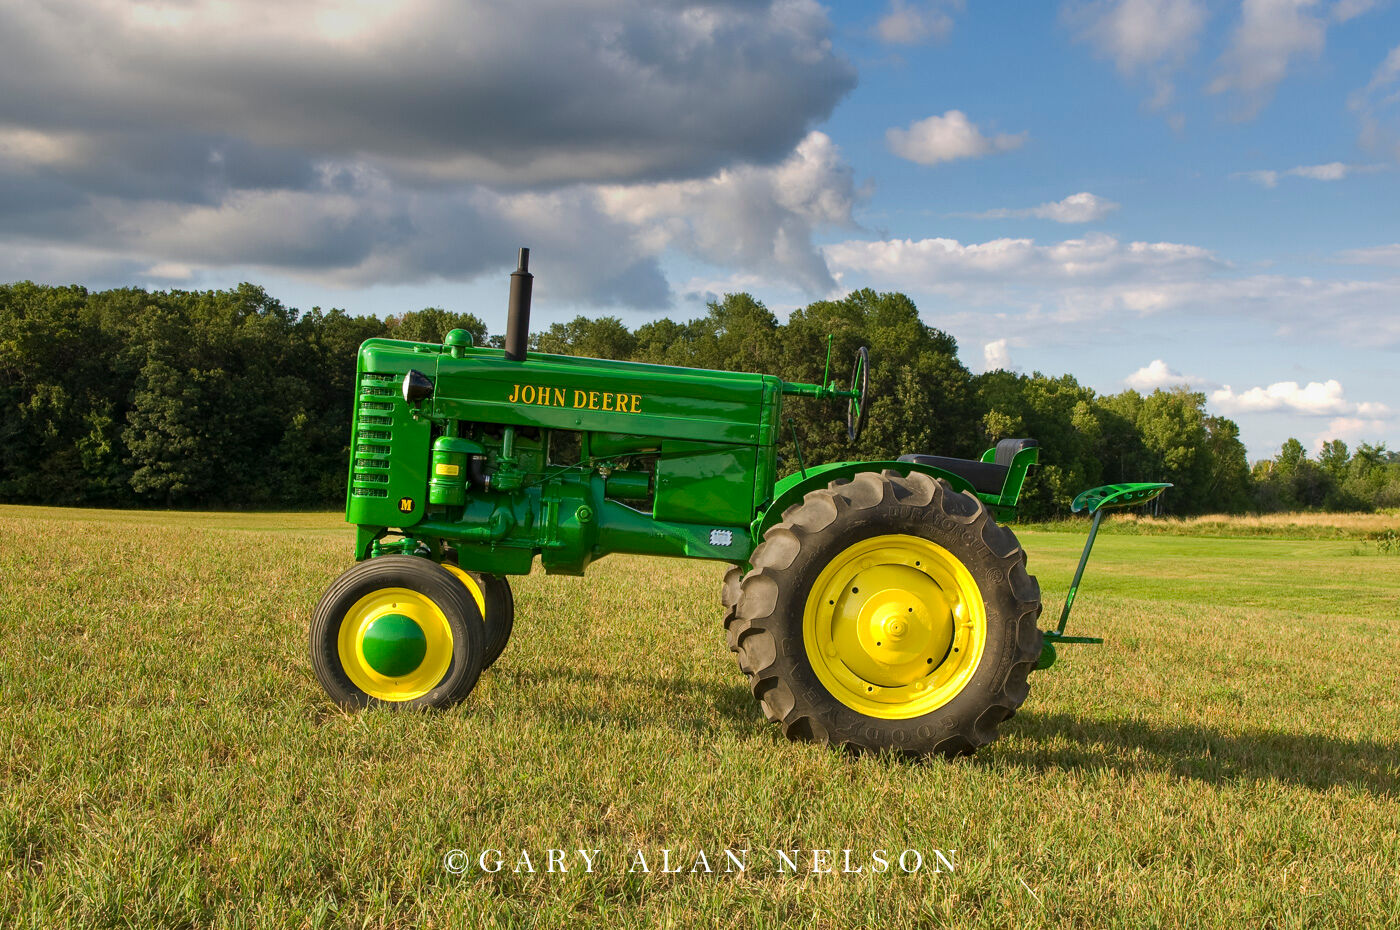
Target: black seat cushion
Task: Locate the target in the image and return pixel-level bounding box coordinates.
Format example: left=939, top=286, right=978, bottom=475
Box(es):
left=994, top=437, right=1039, bottom=468
left=896, top=453, right=1009, bottom=495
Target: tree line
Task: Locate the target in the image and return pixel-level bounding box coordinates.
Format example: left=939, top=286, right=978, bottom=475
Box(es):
left=2, top=281, right=1395, bottom=516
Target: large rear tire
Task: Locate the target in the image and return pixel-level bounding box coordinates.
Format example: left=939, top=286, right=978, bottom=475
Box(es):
left=310, top=555, right=485, bottom=710
left=728, top=470, right=1042, bottom=756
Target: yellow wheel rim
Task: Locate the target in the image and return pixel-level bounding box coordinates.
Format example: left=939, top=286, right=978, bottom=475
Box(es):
left=440, top=563, right=487, bottom=619
left=803, top=534, right=987, bottom=719
left=337, top=587, right=455, bottom=702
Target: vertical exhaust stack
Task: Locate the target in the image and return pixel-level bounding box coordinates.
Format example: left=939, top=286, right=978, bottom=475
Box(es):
left=504, top=247, right=532, bottom=361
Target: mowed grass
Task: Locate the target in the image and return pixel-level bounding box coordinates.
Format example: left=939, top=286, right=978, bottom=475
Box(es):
left=1, top=505, right=1398, bottom=928
left=1025, top=509, right=1400, bottom=540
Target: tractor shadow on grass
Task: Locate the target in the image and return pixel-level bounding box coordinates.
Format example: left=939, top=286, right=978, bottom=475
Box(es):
left=495, top=667, right=1398, bottom=794
left=1001, top=711, right=1400, bottom=796
left=494, top=665, right=765, bottom=736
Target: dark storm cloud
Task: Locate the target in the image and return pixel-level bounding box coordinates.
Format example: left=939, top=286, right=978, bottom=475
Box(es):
left=0, top=0, right=854, bottom=186
left=3, top=132, right=320, bottom=206
left=0, top=0, right=856, bottom=305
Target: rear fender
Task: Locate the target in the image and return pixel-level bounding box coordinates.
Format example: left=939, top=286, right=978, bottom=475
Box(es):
left=751, top=460, right=979, bottom=544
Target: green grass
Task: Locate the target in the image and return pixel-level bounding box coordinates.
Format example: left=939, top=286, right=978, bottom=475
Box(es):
left=1, top=504, right=1397, bottom=928
left=1023, top=509, right=1400, bottom=541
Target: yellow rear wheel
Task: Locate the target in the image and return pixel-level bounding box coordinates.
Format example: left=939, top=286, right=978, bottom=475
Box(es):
left=803, top=535, right=987, bottom=719
left=727, top=470, right=1042, bottom=756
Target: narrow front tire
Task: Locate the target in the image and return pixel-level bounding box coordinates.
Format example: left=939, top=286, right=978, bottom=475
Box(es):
left=310, top=555, right=486, bottom=710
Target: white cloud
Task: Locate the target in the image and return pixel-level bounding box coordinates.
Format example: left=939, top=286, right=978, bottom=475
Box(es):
left=875, top=0, right=962, bottom=44
left=823, top=233, right=1400, bottom=349
left=983, top=338, right=1012, bottom=370
left=965, top=192, right=1120, bottom=223
left=1332, top=0, right=1381, bottom=22
left=1067, top=0, right=1207, bottom=108
left=1235, top=161, right=1382, bottom=186
left=0, top=126, right=90, bottom=168
left=1209, top=0, right=1327, bottom=118
left=1315, top=417, right=1393, bottom=451
left=142, top=262, right=195, bottom=281
left=1335, top=243, right=1400, bottom=266
left=1367, top=42, right=1400, bottom=90
left=886, top=111, right=1026, bottom=166
left=597, top=132, right=862, bottom=296
left=1289, top=162, right=1349, bottom=180
left=1125, top=359, right=1204, bottom=390
left=824, top=233, right=1219, bottom=296
left=1209, top=379, right=1392, bottom=417
left=1351, top=43, right=1400, bottom=157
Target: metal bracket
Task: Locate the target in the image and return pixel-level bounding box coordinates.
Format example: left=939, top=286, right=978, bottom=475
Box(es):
left=1043, top=632, right=1104, bottom=645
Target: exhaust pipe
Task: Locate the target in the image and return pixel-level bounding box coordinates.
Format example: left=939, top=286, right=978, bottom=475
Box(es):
left=504, top=247, right=532, bottom=361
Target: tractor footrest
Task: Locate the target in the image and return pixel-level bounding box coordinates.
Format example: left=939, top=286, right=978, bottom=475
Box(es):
left=1043, top=632, right=1103, bottom=645
left=1036, top=631, right=1104, bottom=671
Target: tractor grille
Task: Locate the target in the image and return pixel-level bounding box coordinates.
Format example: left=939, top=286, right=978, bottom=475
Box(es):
left=350, top=372, right=397, bottom=498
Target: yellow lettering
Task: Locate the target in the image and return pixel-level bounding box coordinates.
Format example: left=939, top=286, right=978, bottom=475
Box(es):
left=508, top=384, right=520, bottom=402
left=525, top=386, right=647, bottom=411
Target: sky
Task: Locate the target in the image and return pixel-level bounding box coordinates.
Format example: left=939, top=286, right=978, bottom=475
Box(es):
left=1, top=0, right=1396, bottom=461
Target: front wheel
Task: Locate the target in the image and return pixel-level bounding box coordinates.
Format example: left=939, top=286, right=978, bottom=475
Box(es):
left=310, top=555, right=485, bottom=709
left=441, top=562, right=515, bottom=669
left=728, top=470, right=1042, bottom=756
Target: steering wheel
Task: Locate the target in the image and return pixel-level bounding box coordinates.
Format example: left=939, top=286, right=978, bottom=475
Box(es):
left=846, top=346, right=870, bottom=443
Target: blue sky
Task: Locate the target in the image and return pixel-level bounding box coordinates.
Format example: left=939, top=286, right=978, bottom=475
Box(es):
left=1, top=0, right=1396, bottom=459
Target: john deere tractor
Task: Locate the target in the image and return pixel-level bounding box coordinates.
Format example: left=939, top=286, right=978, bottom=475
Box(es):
left=311, top=249, right=1166, bottom=756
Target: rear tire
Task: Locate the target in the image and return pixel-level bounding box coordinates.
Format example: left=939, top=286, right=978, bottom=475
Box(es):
left=729, top=470, right=1041, bottom=756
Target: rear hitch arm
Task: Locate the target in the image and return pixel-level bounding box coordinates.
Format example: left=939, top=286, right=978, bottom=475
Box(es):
left=1037, top=482, right=1171, bottom=670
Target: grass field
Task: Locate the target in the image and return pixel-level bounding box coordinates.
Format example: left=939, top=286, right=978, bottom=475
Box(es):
left=1, top=504, right=1398, bottom=928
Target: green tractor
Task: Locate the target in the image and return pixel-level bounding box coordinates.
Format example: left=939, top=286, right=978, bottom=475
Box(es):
left=311, top=249, right=1166, bottom=756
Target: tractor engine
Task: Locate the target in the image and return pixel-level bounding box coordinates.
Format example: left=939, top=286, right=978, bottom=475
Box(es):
left=344, top=248, right=778, bottom=575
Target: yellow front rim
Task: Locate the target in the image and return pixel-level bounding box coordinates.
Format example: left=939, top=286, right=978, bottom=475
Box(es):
left=440, top=563, right=487, bottom=619
left=337, top=587, right=455, bottom=702
left=803, top=534, right=987, bottom=719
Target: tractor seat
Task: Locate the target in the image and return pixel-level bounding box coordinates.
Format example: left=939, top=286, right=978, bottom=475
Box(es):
left=898, top=438, right=1039, bottom=497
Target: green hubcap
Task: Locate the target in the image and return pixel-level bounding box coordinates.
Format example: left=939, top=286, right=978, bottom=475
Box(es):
left=361, top=614, right=428, bottom=677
